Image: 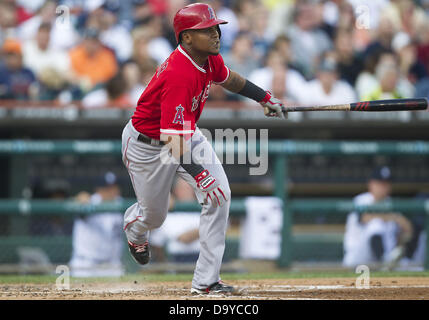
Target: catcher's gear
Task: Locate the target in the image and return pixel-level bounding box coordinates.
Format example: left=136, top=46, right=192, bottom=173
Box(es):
left=260, top=91, right=288, bottom=119
left=194, top=169, right=228, bottom=207
left=173, top=3, right=228, bottom=43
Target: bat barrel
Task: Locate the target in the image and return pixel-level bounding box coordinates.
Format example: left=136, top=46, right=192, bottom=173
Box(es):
left=350, top=98, right=428, bottom=111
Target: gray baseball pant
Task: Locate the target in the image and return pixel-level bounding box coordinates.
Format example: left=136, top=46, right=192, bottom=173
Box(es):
left=121, top=120, right=231, bottom=289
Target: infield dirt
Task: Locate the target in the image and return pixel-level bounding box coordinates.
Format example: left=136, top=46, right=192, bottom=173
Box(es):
left=1, top=277, right=428, bottom=300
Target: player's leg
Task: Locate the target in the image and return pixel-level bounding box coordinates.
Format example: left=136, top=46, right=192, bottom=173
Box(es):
left=176, top=128, right=232, bottom=292
left=122, top=121, right=178, bottom=262
left=343, top=213, right=368, bottom=267
left=365, top=218, right=387, bottom=263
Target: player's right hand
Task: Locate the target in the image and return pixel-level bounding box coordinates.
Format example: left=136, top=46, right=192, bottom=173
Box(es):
left=194, top=170, right=228, bottom=207
left=260, top=91, right=288, bottom=119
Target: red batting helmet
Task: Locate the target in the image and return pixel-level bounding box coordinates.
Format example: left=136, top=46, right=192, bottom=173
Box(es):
left=173, top=3, right=228, bottom=43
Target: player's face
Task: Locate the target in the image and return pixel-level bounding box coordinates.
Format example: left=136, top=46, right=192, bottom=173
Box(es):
left=368, top=180, right=391, bottom=201
left=188, top=26, right=220, bottom=55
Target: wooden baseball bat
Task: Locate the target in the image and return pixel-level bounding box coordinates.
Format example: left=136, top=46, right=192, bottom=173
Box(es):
left=279, top=98, right=428, bottom=113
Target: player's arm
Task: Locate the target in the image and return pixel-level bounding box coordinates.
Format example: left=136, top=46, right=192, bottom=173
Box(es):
left=220, top=70, right=286, bottom=118
left=160, top=133, right=228, bottom=207
left=361, top=212, right=413, bottom=243
left=160, top=133, right=208, bottom=179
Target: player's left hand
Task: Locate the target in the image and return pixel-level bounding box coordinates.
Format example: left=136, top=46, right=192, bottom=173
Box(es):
left=260, top=91, right=288, bottom=119
left=194, top=169, right=228, bottom=207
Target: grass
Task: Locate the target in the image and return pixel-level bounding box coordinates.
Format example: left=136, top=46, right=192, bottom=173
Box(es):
left=0, top=270, right=429, bottom=284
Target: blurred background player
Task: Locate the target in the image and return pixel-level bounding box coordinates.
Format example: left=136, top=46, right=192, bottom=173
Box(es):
left=343, top=166, right=414, bottom=270
left=69, top=171, right=124, bottom=277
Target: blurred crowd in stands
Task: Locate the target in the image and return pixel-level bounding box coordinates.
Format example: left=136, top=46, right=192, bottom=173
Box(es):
left=0, top=0, right=429, bottom=108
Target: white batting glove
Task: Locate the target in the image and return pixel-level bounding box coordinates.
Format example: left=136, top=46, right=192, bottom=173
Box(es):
left=259, top=91, right=287, bottom=119
left=194, top=170, right=228, bottom=207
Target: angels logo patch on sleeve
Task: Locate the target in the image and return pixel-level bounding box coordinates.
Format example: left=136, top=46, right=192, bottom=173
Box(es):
left=172, top=105, right=185, bottom=125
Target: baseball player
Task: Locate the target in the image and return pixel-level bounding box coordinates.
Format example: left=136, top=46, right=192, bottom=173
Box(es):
left=343, top=166, right=414, bottom=269
left=121, top=3, right=286, bottom=294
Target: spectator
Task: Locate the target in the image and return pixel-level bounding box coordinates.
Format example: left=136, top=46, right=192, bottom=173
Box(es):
left=69, top=28, right=118, bottom=93
left=364, top=62, right=402, bottom=100
left=141, top=16, right=174, bottom=65
left=163, top=0, right=190, bottom=48
left=343, top=166, right=414, bottom=270
left=414, top=77, right=429, bottom=99
left=232, top=0, right=258, bottom=34
left=69, top=171, right=124, bottom=277
left=16, top=0, right=46, bottom=17
left=286, top=1, right=332, bottom=79
left=299, top=53, right=356, bottom=107
left=81, top=68, right=132, bottom=108
left=362, top=16, right=395, bottom=62
left=380, top=0, right=427, bottom=38
left=264, top=0, right=294, bottom=40
left=337, top=1, right=371, bottom=52
left=270, top=33, right=307, bottom=79
left=82, top=49, right=157, bottom=108
left=422, top=0, right=429, bottom=14
left=5, top=0, right=34, bottom=25
left=270, top=34, right=293, bottom=67
left=150, top=177, right=201, bottom=263
left=362, top=55, right=414, bottom=100
left=391, top=32, right=428, bottom=85
left=223, top=32, right=259, bottom=79
left=0, top=1, right=20, bottom=44
left=132, top=0, right=154, bottom=28
left=131, top=27, right=155, bottom=69
left=122, top=60, right=146, bottom=105
left=120, top=58, right=158, bottom=106
left=131, top=19, right=173, bottom=66
left=0, top=39, right=37, bottom=100
left=138, top=57, right=158, bottom=86
left=36, top=67, right=71, bottom=102
left=355, top=47, right=387, bottom=99
left=22, top=22, right=71, bottom=78
left=312, top=0, right=336, bottom=40
left=334, top=29, right=364, bottom=86
left=247, top=48, right=307, bottom=106
left=247, top=2, right=271, bottom=60
left=416, top=20, right=429, bottom=76
left=85, top=0, right=134, bottom=63
left=201, top=0, right=240, bottom=52
left=18, top=0, right=79, bottom=50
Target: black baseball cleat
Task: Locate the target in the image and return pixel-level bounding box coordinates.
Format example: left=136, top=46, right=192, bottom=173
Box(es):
left=191, top=281, right=235, bottom=295
left=128, top=240, right=150, bottom=265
